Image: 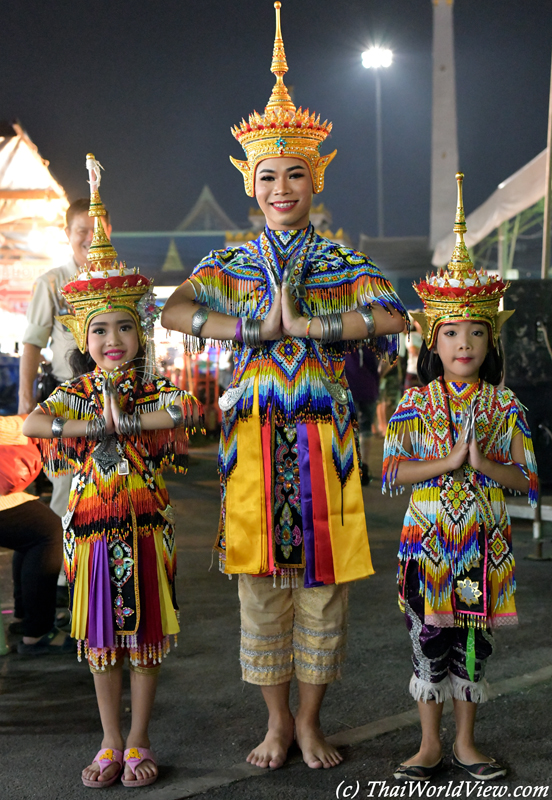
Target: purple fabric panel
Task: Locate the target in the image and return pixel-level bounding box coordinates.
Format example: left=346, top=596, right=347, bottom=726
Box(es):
left=87, top=538, right=115, bottom=649
left=344, top=347, right=379, bottom=403
left=296, top=422, right=323, bottom=588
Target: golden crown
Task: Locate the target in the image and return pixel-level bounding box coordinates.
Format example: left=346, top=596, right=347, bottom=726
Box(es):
left=57, top=155, right=153, bottom=353
left=411, top=173, right=514, bottom=349
left=230, top=2, right=336, bottom=197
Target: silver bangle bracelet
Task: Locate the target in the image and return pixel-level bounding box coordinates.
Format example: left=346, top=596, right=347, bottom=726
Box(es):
left=51, top=417, right=67, bottom=438
left=119, top=412, right=142, bottom=437
left=85, top=416, right=107, bottom=441
left=319, top=312, right=343, bottom=345
left=242, top=318, right=262, bottom=348
left=165, top=403, right=184, bottom=428
left=191, top=305, right=210, bottom=337
left=356, top=304, right=376, bottom=338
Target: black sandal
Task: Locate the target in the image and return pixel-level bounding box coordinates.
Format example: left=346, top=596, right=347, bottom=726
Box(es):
left=393, top=758, right=443, bottom=781
left=452, top=747, right=507, bottom=780
left=16, top=627, right=76, bottom=656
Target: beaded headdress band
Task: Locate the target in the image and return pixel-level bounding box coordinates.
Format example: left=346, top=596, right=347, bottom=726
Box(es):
left=411, top=173, right=514, bottom=349
left=230, top=1, right=336, bottom=197
left=57, top=155, right=159, bottom=377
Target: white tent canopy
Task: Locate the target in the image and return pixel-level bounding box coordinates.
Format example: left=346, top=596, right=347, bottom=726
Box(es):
left=432, top=149, right=547, bottom=267
left=0, top=124, right=67, bottom=227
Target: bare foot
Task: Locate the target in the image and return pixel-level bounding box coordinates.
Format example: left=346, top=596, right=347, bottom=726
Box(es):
left=246, top=713, right=294, bottom=769
left=401, top=745, right=442, bottom=768
left=123, top=744, right=158, bottom=783
left=295, top=717, right=343, bottom=769
left=82, top=744, right=124, bottom=785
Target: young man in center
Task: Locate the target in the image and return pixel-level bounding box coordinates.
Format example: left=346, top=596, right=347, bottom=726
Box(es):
left=162, top=1, right=408, bottom=770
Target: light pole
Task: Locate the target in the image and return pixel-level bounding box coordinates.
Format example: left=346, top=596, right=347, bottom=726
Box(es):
left=362, top=46, right=393, bottom=238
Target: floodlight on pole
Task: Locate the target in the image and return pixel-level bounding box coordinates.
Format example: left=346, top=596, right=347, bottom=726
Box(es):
left=361, top=47, right=393, bottom=238
left=361, top=47, right=393, bottom=70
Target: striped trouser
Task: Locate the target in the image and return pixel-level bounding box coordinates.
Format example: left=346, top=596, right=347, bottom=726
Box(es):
left=238, top=573, right=348, bottom=686
left=404, top=562, right=494, bottom=704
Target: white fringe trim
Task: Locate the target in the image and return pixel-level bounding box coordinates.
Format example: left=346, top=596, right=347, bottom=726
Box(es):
left=450, top=674, right=489, bottom=704
left=409, top=673, right=452, bottom=704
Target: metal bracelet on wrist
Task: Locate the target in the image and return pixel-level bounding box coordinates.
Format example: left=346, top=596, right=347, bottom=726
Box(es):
left=191, top=305, right=210, bottom=337
left=319, top=312, right=343, bottom=345
left=51, top=417, right=67, bottom=438
left=165, top=403, right=184, bottom=428
left=356, top=304, right=376, bottom=338
left=242, top=318, right=262, bottom=348
left=85, top=416, right=107, bottom=441
left=119, top=412, right=142, bottom=437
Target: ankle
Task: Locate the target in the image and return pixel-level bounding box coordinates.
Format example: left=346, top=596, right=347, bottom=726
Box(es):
left=126, top=732, right=151, bottom=748
left=419, top=737, right=442, bottom=755
left=267, top=709, right=293, bottom=728
left=295, top=711, right=321, bottom=729
left=101, top=733, right=124, bottom=751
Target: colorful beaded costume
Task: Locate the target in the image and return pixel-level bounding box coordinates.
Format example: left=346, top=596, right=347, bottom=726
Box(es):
left=39, top=368, right=195, bottom=668
left=37, top=156, right=197, bottom=669
left=383, top=378, right=537, bottom=629
left=183, top=3, right=408, bottom=587
left=383, top=173, right=538, bottom=630
left=190, top=225, right=407, bottom=586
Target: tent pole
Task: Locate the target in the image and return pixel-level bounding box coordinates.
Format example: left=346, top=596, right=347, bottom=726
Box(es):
left=541, top=48, right=552, bottom=280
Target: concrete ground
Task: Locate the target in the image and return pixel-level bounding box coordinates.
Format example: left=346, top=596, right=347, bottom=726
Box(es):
left=1, top=438, right=551, bottom=800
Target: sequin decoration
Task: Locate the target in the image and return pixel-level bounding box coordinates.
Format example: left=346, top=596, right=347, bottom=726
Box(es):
left=114, top=593, right=134, bottom=629
left=455, top=578, right=483, bottom=607
left=274, top=426, right=303, bottom=567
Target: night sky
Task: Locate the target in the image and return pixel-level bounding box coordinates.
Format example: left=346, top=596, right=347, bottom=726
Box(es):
left=2, top=0, right=552, bottom=243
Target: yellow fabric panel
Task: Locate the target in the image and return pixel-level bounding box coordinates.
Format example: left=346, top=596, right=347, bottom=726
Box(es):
left=225, top=378, right=268, bottom=574
left=489, top=570, right=517, bottom=618
left=153, top=529, right=180, bottom=635
left=71, top=540, right=90, bottom=640
left=317, top=423, right=374, bottom=583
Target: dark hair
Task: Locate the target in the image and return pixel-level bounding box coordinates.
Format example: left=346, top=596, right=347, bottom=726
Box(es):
left=66, top=197, right=110, bottom=229
left=417, top=338, right=504, bottom=386
left=68, top=342, right=145, bottom=379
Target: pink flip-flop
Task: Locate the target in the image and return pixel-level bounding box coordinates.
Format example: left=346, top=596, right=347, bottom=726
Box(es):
left=121, top=747, right=158, bottom=787
left=82, top=748, right=124, bottom=788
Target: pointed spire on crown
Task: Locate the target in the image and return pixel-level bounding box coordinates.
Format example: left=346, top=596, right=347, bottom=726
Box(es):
left=85, top=153, right=118, bottom=270
left=446, top=172, right=474, bottom=282
left=265, top=2, right=296, bottom=114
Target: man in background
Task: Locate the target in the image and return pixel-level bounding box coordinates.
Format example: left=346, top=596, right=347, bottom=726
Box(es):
left=18, top=198, right=111, bottom=517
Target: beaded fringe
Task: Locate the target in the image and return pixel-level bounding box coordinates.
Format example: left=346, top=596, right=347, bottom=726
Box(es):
left=78, top=634, right=177, bottom=671
left=218, top=554, right=299, bottom=589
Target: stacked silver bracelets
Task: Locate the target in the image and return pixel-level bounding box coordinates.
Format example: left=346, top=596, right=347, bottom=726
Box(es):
left=319, top=313, right=343, bottom=345
left=86, top=416, right=107, bottom=440
left=191, top=305, right=210, bottom=337
left=51, top=417, right=67, bottom=438
left=165, top=403, right=184, bottom=428
left=242, top=318, right=262, bottom=348
left=118, top=412, right=142, bottom=438
left=356, top=304, right=376, bottom=337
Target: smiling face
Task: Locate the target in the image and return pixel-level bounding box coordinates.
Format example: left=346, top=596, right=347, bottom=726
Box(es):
left=254, top=157, right=313, bottom=230
left=433, top=320, right=489, bottom=383
left=86, top=311, right=140, bottom=372
left=65, top=212, right=113, bottom=268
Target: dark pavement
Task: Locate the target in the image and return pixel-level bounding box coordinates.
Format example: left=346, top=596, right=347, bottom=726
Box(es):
left=1, top=438, right=551, bottom=800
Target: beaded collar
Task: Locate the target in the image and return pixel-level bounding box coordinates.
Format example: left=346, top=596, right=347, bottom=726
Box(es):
left=445, top=380, right=480, bottom=404
left=264, top=224, right=312, bottom=263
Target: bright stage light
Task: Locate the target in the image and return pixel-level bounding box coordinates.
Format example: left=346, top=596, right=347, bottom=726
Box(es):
left=361, top=47, right=393, bottom=69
